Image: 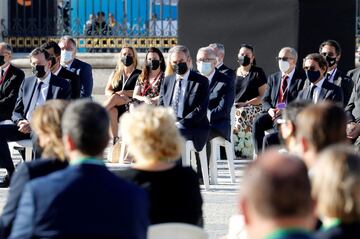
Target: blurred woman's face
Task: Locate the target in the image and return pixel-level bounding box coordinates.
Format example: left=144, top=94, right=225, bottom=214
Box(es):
left=37, top=130, right=50, bottom=149
left=238, top=47, right=254, bottom=62
left=147, top=52, right=160, bottom=61
left=121, top=47, right=134, bottom=57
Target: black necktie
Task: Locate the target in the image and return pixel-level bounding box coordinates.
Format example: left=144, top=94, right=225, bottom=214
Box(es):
left=172, top=78, right=182, bottom=116
left=309, top=85, right=317, bottom=102
left=27, top=81, right=43, bottom=119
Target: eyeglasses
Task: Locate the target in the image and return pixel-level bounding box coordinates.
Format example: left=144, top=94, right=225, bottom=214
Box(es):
left=276, top=57, right=293, bottom=61
left=196, top=58, right=215, bottom=63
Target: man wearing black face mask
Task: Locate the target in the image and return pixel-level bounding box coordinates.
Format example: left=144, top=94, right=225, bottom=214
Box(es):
left=159, top=45, right=210, bottom=157
left=318, top=40, right=353, bottom=106
left=0, top=42, right=25, bottom=123
left=0, top=47, right=71, bottom=187
left=41, top=41, right=80, bottom=99
left=297, top=53, right=343, bottom=105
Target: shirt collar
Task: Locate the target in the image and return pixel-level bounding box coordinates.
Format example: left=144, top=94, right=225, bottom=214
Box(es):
left=216, top=62, right=223, bottom=69
left=207, top=69, right=216, bottom=81
left=70, top=157, right=104, bottom=166
left=266, top=228, right=311, bottom=239
left=282, top=68, right=295, bottom=80
left=327, top=67, right=336, bottom=75
left=177, top=69, right=190, bottom=81
left=53, top=66, right=62, bottom=76
left=38, top=72, right=51, bottom=85
left=64, top=59, right=75, bottom=69
left=0, top=63, right=10, bottom=72
left=312, top=76, right=326, bottom=88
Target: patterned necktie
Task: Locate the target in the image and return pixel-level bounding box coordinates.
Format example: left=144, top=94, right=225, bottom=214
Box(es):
left=172, top=78, right=182, bottom=116
left=27, top=81, right=44, bottom=120
left=309, top=85, right=317, bottom=103
left=278, top=75, right=289, bottom=103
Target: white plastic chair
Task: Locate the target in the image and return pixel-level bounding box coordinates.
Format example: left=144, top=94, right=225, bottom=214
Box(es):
left=182, top=141, right=210, bottom=190
left=8, top=140, right=33, bottom=162
left=148, top=223, right=208, bottom=239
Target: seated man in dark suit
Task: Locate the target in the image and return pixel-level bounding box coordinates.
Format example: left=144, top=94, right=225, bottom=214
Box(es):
left=159, top=45, right=210, bottom=153
left=41, top=41, right=81, bottom=99
left=0, top=42, right=25, bottom=122
left=9, top=100, right=149, bottom=239
left=0, top=47, right=71, bottom=187
left=196, top=46, right=234, bottom=177
left=297, top=53, right=343, bottom=105
left=252, top=47, right=306, bottom=155
left=58, top=35, right=93, bottom=98
left=239, top=150, right=315, bottom=239
left=209, top=43, right=236, bottom=80
left=318, top=39, right=353, bottom=106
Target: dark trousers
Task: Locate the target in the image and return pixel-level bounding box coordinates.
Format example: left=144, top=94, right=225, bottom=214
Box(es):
left=252, top=113, right=274, bottom=154
left=262, top=131, right=280, bottom=150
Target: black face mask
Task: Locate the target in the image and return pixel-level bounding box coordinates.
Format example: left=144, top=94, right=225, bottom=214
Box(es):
left=306, top=69, right=321, bottom=83
left=0, top=55, right=5, bottom=66
left=238, top=56, right=251, bottom=67
left=325, top=56, right=337, bottom=67
left=147, top=60, right=160, bottom=71
left=32, top=65, right=46, bottom=78
left=50, top=56, right=57, bottom=68
left=121, top=56, right=133, bottom=67
left=172, top=62, right=188, bottom=75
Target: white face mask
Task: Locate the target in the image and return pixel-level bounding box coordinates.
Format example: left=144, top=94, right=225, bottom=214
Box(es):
left=197, top=61, right=213, bottom=76
left=278, top=60, right=290, bottom=73
left=61, top=50, right=74, bottom=65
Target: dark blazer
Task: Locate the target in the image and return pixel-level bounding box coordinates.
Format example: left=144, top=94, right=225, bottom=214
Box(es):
left=345, top=73, right=360, bottom=122
left=218, top=64, right=236, bottom=80
left=314, top=222, right=360, bottom=239
left=159, top=70, right=210, bottom=151
left=297, top=79, right=343, bottom=105
left=262, top=69, right=306, bottom=112
left=9, top=163, right=149, bottom=239
left=332, top=69, right=353, bottom=106
left=58, top=66, right=81, bottom=99
left=11, top=74, right=71, bottom=125
left=347, top=67, right=360, bottom=83
left=209, top=70, right=235, bottom=141
left=0, top=65, right=25, bottom=121
left=68, top=58, right=93, bottom=98
left=0, top=159, right=68, bottom=239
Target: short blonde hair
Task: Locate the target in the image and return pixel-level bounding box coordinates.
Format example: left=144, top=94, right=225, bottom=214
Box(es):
left=111, top=46, right=138, bottom=88
left=120, top=105, right=183, bottom=161
left=31, top=100, right=69, bottom=161
left=312, top=144, right=360, bottom=223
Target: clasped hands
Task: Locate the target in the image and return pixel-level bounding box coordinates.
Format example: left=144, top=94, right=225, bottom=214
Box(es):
left=17, top=120, right=31, bottom=134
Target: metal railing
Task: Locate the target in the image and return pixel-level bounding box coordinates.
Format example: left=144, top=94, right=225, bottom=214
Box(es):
left=2, top=0, right=178, bottom=52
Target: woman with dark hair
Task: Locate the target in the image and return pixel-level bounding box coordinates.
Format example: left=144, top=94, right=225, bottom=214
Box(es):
left=233, top=44, right=267, bottom=158
left=132, top=47, right=165, bottom=105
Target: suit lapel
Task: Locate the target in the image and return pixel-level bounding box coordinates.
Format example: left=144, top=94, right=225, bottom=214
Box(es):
left=184, top=71, right=196, bottom=103
left=47, top=74, right=56, bottom=100
left=24, top=77, right=38, bottom=113
left=167, top=74, right=177, bottom=106
left=273, top=72, right=282, bottom=102
left=318, top=81, right=329, bottom=101
left=288, top=70, right=299, bottom=94
left=332, top=70, right=341, bottom=87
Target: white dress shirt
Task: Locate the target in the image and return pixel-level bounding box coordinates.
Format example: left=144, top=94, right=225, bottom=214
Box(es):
left=311, top=77, right=326, bottom=103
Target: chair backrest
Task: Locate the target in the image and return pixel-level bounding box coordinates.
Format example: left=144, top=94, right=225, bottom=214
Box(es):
left=148, top=223, right=208, bottom=239
left=0, top=120, right=15, bottom=125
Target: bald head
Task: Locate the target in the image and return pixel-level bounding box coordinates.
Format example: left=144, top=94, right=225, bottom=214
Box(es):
left=242, top=150, right=312, bottom=219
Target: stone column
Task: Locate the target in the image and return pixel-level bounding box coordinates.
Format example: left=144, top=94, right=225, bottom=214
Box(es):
left=0, top=0, right=9, bottom=42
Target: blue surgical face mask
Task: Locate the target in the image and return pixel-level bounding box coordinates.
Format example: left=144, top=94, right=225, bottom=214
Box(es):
left=306, top=69, right=321, bottom=83
left=197, top=61, right=213, bottom=76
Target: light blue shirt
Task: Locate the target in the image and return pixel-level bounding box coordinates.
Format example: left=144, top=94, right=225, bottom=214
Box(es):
left=172, top=70, right=190, bottom=118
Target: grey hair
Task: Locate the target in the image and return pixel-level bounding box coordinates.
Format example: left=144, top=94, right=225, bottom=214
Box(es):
left=0, top=42, right=13, bottom=54
left=59, top=35, right=77, bottom=48
left=168, top=45, right=191, bottom=59
left=197, top=46, right=216, bottom=59
left=209, top=43, right=225, bottom=55
left=282, top=47, right=298, bottom=61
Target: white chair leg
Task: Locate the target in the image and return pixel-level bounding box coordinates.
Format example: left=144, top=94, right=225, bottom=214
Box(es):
left=119, top=141, right=127, bottom=163
left=225, top=141, right=236, bottom=183
left=209, top=140, right=218, bottom=185
left=25, top=147, right=32, bottom=162
left=198, top=147, right=210, bottom=190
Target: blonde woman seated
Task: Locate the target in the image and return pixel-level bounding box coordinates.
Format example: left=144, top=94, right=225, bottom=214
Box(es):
left=117, top=105, right=203, bottom=226
left=312, top=144, right=360, bottom=239
left=132, top=47, right=165, bottom=105
left=103, top=46, right=141, bottom=146
left=0, top=100, right=69, bottom=239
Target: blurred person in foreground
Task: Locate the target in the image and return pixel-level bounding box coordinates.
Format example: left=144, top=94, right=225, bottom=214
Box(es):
left=239, top=149, right=316, bottom=239
left=312, top=145, right=360, bottom=239
left=117, top=104, right=203, bottom=226
left=0, top=100, right=69, bottom=239
left=295, top=102, right=347, bottom=170
left=9, top=100, right=149, bottom=239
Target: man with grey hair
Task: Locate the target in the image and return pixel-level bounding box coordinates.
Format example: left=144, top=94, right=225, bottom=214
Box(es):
left=252, top=47, right=306, bottom=154
left=0, top=42, right=25, bottom=122
left=159, top=45, right=210, bottom=154
left=9, top=100, right=149, bottom=239
left=209, top=43, right=235, bottom=80
left=58, top=35, right=93, bottom=98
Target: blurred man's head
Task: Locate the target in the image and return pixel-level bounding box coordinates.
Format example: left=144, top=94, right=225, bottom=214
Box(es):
left=278, top=101, right=310, bottom=152
left=41, top=41, right=62, bottom=72
left=0, top=42, right=12, bottom=68
left=58, top=36, right=77, bottom=65
left=239, top=150, right=315, bottom=239
left=319, top=40, right=341, bottom=72
left=196, top=47, right=217, bottom=77
left=295, top=102, right=347, bottom=169
left=62, top=100, right=110, bottom=159
left=209, top=43, right=225, bottom=67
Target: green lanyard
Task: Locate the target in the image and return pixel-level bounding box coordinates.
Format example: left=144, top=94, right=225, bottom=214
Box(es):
left=266, top=228, right=311, bottom=239
left=70, top=157, right=104, bottom=166
left=321, top=218, right=341, bottom=231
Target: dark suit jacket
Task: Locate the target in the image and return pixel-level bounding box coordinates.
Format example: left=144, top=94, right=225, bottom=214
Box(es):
left=11, top=74, right=71, bottom=125
left=297, top=79, right=344, bottom=105
left=68, top=58, right=93, bottom=98
left=262, top=69, right=306, bottom=112
left=58, top=66, right=81, bottom=99
left=347, top=67, right=360, bottom=83
left=0, top=65, right=25, bottom=121
left=9, top=163, right=149, bottom=239
left=218, top=64, right=236, bottom=80
left=0, top=159, right=68, bottom=239
left=159, top=70, right=210, bottom=151
left=314, top=222, right=360, bottom=239
left=332, top=69, right=353, bottom=106
left=209, top=70, right=235, bottom=141
left=345, top=72, right=360, bottom=122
